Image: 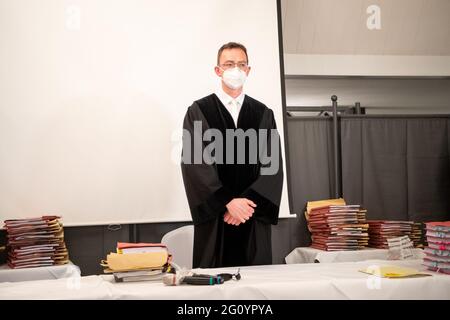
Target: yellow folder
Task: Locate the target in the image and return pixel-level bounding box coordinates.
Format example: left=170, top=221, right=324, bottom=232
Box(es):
left=101, top=252, right=168, bottom=272
left=359, top=265, right=431, bottom=278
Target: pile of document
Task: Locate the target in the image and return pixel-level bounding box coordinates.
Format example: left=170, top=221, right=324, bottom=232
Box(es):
left=386, top=235, right=415, bottom=260
left=411, top=222, right=427, bottom=248
left=307, top=204, right=369, bottom=251
left=3, top=216, right=69, bottom=268
left=423, top=222, right=450, bottom=275
left=367, top=220, right=414, bottom=249
left=102, top=242, right=171, bottom=282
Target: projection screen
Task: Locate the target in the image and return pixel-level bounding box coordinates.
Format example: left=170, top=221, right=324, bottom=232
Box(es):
left=0, top=0, right=288, bottom=225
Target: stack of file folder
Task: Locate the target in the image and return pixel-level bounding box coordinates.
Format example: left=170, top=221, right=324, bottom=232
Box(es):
left=411, top=222, right=427, bottom=248
left=423, top=222, right=450, bottom=275
left=101, top=242, right=172, bottom=282
left=367, top=220, right=414, bottom=249
left=307, top=204, right=369, bottom=251
left=3, top=216, right=69, bottom=268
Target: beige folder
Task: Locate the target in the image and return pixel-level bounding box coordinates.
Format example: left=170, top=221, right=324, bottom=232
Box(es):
left=101, top=252, right=168, bottom=272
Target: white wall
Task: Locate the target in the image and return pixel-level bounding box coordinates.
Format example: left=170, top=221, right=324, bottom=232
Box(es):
left=282, top=0, right=450, bottom=56
left=281, top=0, right=450, bottom=77
left=285, top=77, right=450, bottom=114
left=0, top=0, right=289, bottom=225
left=280, top=0, right=450, bottom=111
left=284, top=54, right=450, bottom=77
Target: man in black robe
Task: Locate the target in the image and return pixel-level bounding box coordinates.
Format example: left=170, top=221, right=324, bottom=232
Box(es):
left=181, top=42, right=283, bottom=268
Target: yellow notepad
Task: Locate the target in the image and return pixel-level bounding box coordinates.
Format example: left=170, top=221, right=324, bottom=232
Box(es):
left=359, top=265, right=431, bottom=278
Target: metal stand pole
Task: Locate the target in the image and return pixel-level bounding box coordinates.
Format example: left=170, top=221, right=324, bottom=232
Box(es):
left=331, top=95, right=341, bottom=198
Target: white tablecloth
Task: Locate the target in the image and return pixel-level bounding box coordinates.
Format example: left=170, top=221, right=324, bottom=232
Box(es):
left=285, top=247, right=425, bottom=264
left=0, top=259, right=449, bottom=300
left=0, top=263, right=80, bottom=283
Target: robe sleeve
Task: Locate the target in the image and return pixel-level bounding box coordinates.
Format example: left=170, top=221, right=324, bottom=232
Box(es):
left=240, top=108, right=284, bottom=225
left=181, top=102, right=234, bottom=225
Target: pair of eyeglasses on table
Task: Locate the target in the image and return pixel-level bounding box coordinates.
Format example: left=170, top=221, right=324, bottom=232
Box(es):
left=183, top=268, right=241, bottom=285
left=217, top=268, right=241, bottom=281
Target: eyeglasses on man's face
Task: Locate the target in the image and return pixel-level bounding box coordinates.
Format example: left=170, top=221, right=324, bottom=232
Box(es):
left=219, top=62, right=249, bottom=70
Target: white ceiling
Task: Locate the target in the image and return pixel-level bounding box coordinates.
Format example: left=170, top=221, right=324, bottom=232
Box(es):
left=281, top=0, right=450, bottom=56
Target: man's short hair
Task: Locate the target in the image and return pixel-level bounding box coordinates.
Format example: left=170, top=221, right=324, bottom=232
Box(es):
left=217, top=42, right=248, bottom=65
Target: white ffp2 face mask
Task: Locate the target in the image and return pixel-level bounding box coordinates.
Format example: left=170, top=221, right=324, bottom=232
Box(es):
left=221, top=67, right=247, bottom=90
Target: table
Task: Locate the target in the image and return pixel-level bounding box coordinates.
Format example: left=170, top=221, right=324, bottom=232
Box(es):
left=0, top=259, right=449, bottom=300
left=285, top=247, right=425, bottom=264
left=0, top=263, right=80, bottom=283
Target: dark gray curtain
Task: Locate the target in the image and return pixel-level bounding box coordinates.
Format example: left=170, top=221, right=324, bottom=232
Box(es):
left=341, top=117, right=409, bottom=220
left=341, top=116, right=450, bottom=222
left=286, top=118, right=335, bottom=245
left=286, top=115, right=450, bottom=247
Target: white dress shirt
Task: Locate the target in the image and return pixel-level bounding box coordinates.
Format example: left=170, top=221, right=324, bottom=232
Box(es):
left=215, top=86, right=245, bottom=127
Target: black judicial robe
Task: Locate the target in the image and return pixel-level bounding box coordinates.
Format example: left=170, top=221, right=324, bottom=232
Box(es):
left=181, top=93, right=283, bottom=268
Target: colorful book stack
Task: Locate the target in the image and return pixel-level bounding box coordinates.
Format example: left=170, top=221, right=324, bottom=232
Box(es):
left=307, top=205, right=369, bottom=251
left=423, top=222, right=450, bottom=275
left=102, top=242, right=171, bottom=282
left=3, top=216, right=69, bottom=269
left=367, top=220, right=414, bottom=249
